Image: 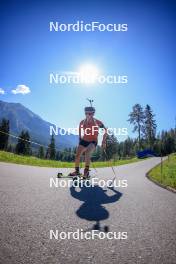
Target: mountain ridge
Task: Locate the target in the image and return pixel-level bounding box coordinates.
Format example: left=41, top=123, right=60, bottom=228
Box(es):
left=0, top=100, right=78, bottom=150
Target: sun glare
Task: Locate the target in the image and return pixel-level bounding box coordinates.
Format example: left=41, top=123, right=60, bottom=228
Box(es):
left=78, top=63, right=99, bottom=84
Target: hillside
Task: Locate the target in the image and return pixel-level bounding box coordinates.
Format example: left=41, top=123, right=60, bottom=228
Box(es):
left=0, top=100, right=78, bottom=150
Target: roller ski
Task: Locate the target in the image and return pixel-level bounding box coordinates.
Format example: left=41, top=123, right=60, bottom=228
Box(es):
left=57, top=167, right=91, bottom=182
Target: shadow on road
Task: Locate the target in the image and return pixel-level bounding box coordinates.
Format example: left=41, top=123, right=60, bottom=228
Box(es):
left=70, top=184, right=122, bottom=232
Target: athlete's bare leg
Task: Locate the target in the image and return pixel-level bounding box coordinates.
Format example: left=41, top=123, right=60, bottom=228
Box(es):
left=85, top=143, right=96, bottom=167
left=71, top=143, right=96, bottom=177
left=75, top=145, right=86, bottom=167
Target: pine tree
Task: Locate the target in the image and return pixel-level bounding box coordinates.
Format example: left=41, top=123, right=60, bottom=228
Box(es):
left=46, top=134, right=56, bottom=160
left=38, top=146, right=45, bottom=159
left=103, top=134, right=118, bottom=160
left=161, top=130, right=175, bottom=155
left=0, top=118, right=9, bottom=150
left=122, top=137, right=135, bottom=157
left=128, top=104, right=144, bottom=150
left=7, top=144, right=13, bottom=152
left=15, top=130, right=31, bottom=155
left=143, top=104, right=157, bottom=149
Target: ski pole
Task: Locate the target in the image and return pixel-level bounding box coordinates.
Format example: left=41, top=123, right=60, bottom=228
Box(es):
left=103, top=149, right=117, bottom=183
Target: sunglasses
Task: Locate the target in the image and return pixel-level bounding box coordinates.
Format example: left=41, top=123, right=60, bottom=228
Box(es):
left=85, top=112, right=94, bottom=116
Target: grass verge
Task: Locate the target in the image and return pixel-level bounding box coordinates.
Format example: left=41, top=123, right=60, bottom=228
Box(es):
left=0, top=150, right=141, bottom=168
left=148, top=153, right=176, bottom=190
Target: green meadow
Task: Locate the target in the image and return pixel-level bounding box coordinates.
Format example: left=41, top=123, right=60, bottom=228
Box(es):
left=0, top=150, right=139, bottom=168
left=148, top=154, right=176, bottom=189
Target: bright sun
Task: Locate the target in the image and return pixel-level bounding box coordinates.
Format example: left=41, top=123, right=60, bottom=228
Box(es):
left=78, top=64, right=99, bottom=84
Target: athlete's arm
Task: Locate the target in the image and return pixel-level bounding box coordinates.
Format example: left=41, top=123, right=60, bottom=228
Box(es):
left=79, top=121, right=83, bottom=142
left=99, top=121, right=107, bottom=149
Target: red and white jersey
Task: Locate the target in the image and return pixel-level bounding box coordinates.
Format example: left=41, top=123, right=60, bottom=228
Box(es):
left=79, top=118, right=105, bottom=142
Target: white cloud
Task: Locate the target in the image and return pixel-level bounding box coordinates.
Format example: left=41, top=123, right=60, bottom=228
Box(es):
left=0, top=88, right=5, bottom=94
left=11, top=85, right=31, bottom=95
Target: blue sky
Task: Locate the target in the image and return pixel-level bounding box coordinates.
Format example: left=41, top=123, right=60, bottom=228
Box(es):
left=0, top=0, right=176, bottom=140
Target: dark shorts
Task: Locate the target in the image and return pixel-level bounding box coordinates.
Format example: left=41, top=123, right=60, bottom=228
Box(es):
left=79, top=139, right=97, bottom=148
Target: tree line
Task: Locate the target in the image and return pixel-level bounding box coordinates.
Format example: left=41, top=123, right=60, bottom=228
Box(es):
left=0, top=103, right=175, bottom=161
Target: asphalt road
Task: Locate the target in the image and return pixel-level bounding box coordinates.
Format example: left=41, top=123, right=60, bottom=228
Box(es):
left=0, top=158, right=176, bottom=264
